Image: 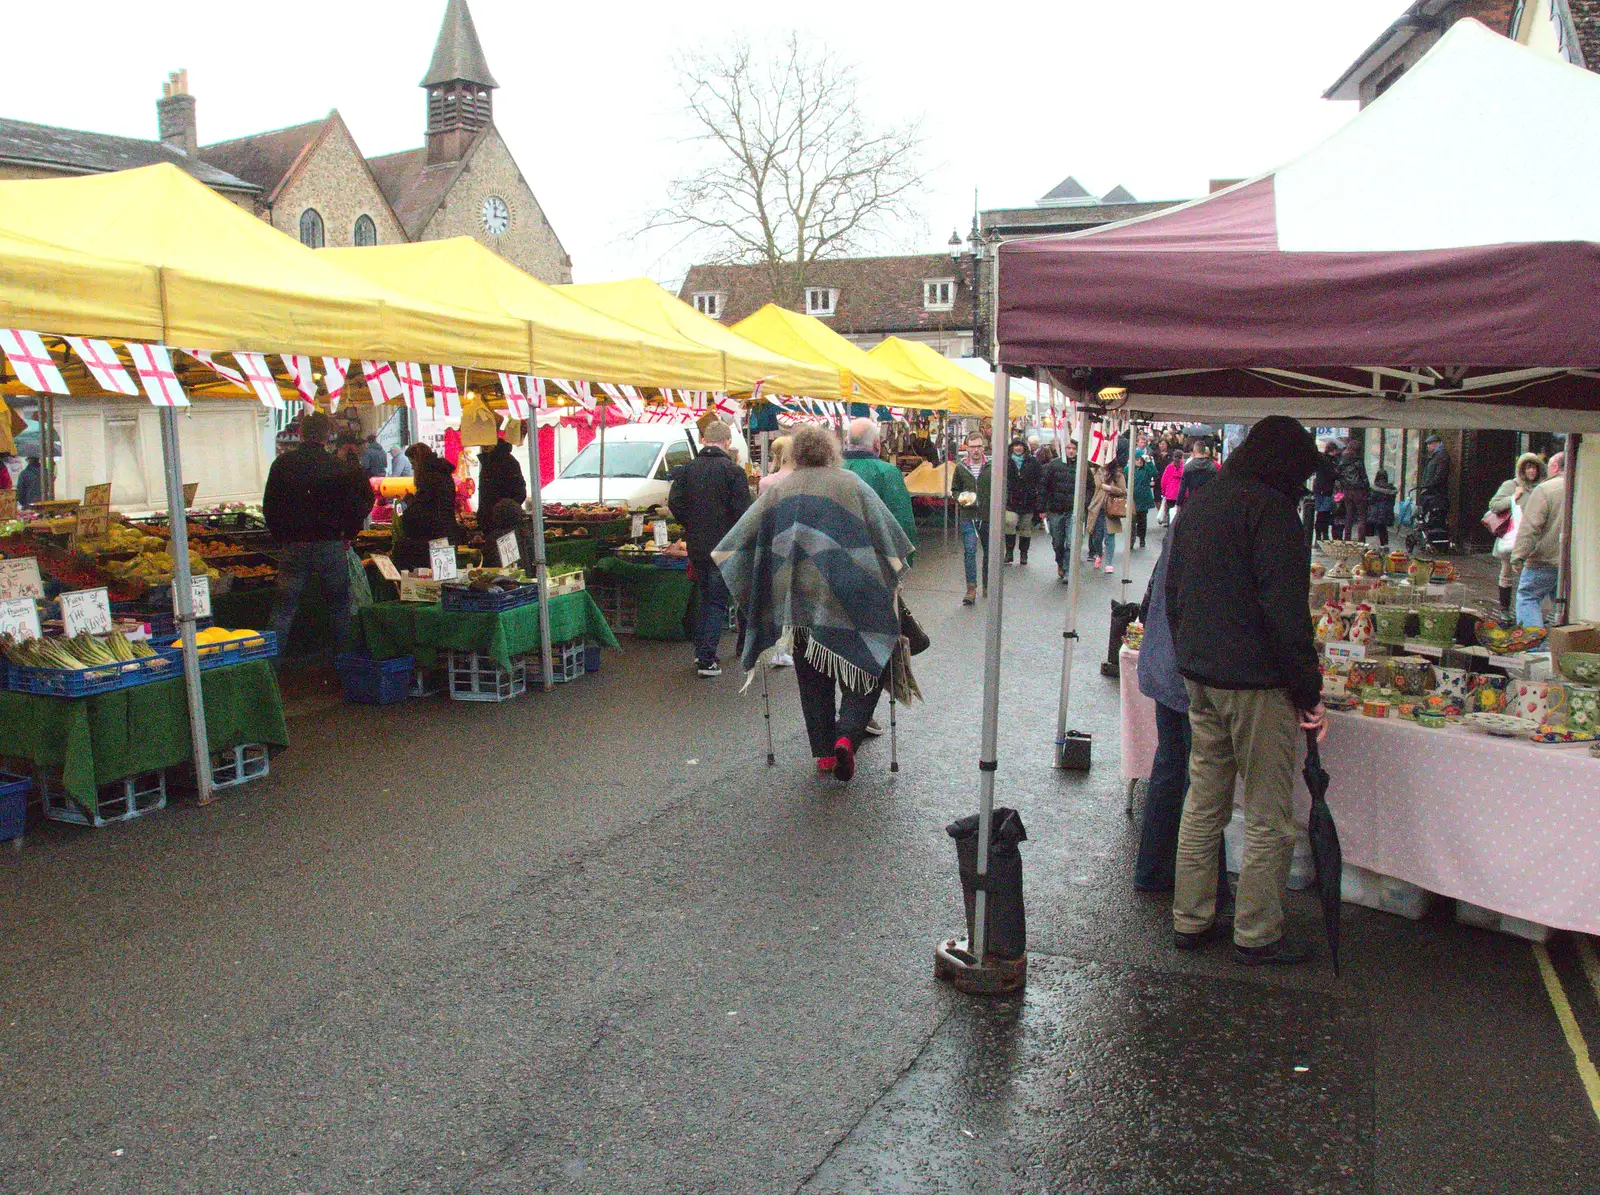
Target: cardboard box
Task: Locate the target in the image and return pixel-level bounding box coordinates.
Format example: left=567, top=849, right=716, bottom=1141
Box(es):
left=1547, top=622, right=1600, bottom=657
left=399, top=575, right=443, bottom=604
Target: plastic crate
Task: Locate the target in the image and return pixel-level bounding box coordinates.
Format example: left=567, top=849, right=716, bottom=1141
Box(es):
left=6, top=646, right=185, bottom=698
left=0, top=772, right=27, bottom=847
left=446, top=650, right=527, bottom=702
left=208, top=743, right=270, bottom=790
left=1340, top=864, right=1431, bottom=920
left=334, top=653, right=414, bottom=705
left=548, top=569, right=586, bottom=596
left=584, top=640, right=602, bottom=673
left=410, top=668, right=440, bottom=698
left=38, top=770, right=167, bottom=828
left=550, top=639, right=586, bottom=684
left=589, top=579, right=638, bottom=636
left=158, top=631, right=279, bottom=671
left=1454, top=900, right=1553, bottom=943
left=439, top=583, right=542, bottom=614
left=652, top=555, right=689, bottom=570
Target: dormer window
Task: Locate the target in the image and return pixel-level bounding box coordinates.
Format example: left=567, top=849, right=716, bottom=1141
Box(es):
left=923, top=279, right=954, bottom=311
left=693, top=292, right=724, bottom=319
left=806, top=287, right=837, bottom=317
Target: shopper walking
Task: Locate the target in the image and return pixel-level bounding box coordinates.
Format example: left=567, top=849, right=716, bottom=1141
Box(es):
left=476, top=436, right=527, bottom=519
left=1310, top=442, right=1341, bottom=541
left=759, top=434, right=794, bottom=495
left=1040, top=438, right=1079, bottom=580
left=1177, top=438, right=1218, bottom=507
left=1488, top=453, right=1546, bottom=611
left=263, top=412, right=374, bottom=657
left=952, top=435, right=987, bottom=604
left=1337, top=439, right=1371, bottom=542
left=1368, top=469, right=1397, bottom=548
left=392, top=443, right=459, bottom=570
left=1131, top=445, right=1159, bottom=550
left=1159, top=451, right=1183, bottom=526
left=714, top=425, right=914, bottom=783
left=1001, top=437, right=1041, bottom=566
left=387, top=444, right=412, bottom=477
left=1166, top=415, right=1326, bottom=966
left=842, top=418, right=918, bottom=553
left=1511, top=452, right=1566, bottom=629
left=668, top=419, right=752, bottom=677
left=1085, top=460, right=1127, bottom=573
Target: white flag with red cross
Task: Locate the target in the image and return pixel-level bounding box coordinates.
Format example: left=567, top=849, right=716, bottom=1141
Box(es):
left=428, top=364, right=459, bottom=418
left=360, top=361, right=402, bottom=405
left=321, top=358, right=350, bottom=410
left=523, top=376, right=546, bottom=409
left=396, top=363, right=427, bottom=414
left=233, top=352, right=284, bottom=409
left=126, top=343, right=188, bottom=407
left=714, top=393, right=738, bottom=417
left=496, top=373, right=528, bottom=420
left=281, top=355, right=317, bottom=404
left=1, top=329, right=67, bottom=394
left=65, top=337, right=137, bottom=396
left=181, top=348, right=247, bottom=390
left=551, top=378, right=594, bottom=410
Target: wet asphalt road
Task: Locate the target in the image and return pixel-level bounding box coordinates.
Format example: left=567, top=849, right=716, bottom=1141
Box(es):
left=3, top=522, right=1599, bottom=1193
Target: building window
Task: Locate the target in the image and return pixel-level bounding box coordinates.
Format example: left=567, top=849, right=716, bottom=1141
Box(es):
left=923, top=279, right=955, bottom=311
left=806, top=287, right=837, bottom=317
left=298, top=208, right=324, bottom=249
left=692, top=292, right=723, bottom=319
left=353, top=215, right=377, bottom=247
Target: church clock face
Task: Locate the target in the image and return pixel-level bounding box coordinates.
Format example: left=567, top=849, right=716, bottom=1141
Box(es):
left=480, top=195, right=510, bottom=237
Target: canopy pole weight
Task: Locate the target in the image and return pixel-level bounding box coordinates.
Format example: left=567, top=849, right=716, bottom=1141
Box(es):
left=969, top=367, right=1011, bottom=962
left=525, top=417, right=554, bottom=691
left=1055, top=403, right=1093, bottom=769
left=159, top=406, right=214, bottom=803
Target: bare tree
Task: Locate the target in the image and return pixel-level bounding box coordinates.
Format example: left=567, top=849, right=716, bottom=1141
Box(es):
left=653, top=34, right=926, bottom=306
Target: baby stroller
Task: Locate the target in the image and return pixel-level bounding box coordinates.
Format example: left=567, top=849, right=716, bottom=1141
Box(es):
left=1406, top=495, right=1452, bottom=556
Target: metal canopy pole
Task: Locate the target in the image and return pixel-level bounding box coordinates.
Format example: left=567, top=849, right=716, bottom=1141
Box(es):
left=525, top=416, right=554, bottom=691
left=159, top=406, right=214, bottom=802
left=1118, top=421, right=1138, bottom=602
left=596, top=403, right=607, bottom=507
left=969, top=367, right=1012, bottom=961
left=1054, top=402, right=1094, bottom=768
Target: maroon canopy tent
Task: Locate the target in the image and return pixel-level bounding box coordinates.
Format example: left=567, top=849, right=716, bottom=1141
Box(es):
left=995, top=21, right=1600, bottom=433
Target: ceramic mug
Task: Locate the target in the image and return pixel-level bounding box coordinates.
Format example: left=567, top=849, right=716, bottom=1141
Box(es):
left=1514, top=680, right=1569, bottom=727
left=1469, top=674, right=1510, bottom=714
left=1434, top=667, right=1470, bottom=706
left=1566, top=685, right=1600, bottom=734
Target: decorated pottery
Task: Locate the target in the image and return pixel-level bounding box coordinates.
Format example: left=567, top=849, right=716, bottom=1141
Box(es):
left=1464, top=712, right=1540, bottom=738
left=1362, top=549, right=1386, bottom=577
left=1557, top=653, right=1600, bottom=685
left=1310, top=562, right=1327, bottom=581
left=1512, top=680, right=1568, bottom=727
left=1316, top=604, right=1348, bottom=644
left=1475, top=617, right=1548, bottom=655
left=1386, top=549, right=1410, bottom=576
left=1415, top=605, right=1461, bottom=645
left=1347, top=660, right=1387, bottom=691
left=1468, top=674, right=1510, bottom=713
left=1396, top=701, right=1419, bottom=720
left=1322, top=673, right=1350, bottom=699
left=1407, top=558, right=1431, bottom=586
left=1530, top=726, right=1599, bottom=745
left=1434, top=667, right=1470, bottom=706
left=1388, top=656, right=1436, bottom=696
left=1348, top=604, right=1375, bottom=646
left=1362, top=698, right=1391, bottom=718
left=1565, top=685, right=1600, bottom=734
left=1373, top=605, right=1412, bottom=645
left=1415, top=711, right=1447, bottom=729
left=1430, top=559, right=1458, bottom=582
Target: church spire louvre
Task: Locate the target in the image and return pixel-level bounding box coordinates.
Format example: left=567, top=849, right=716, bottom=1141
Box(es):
left=421, top=0, right=498, bottom=89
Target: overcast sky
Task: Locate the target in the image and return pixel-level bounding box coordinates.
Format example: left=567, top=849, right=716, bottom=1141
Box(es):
left=8, top=1, right=1403, bottom=284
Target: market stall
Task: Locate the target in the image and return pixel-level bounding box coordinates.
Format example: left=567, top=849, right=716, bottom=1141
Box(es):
left=729, top=305, right=948, bottom=408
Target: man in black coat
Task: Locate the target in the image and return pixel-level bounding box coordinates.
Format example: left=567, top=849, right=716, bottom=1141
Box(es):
left=264, top=413, right=374, bottom=658
left=1038, top=438, right=1079, bottom=580
left=668, top=420, right=751, bottom=676
left=1165, top=416, right=1326, bottom=967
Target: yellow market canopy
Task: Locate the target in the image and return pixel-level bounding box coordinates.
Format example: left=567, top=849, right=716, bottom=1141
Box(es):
left=869, top=336, right=1026, bottom=420
left=323, top=238, right=730, bottom=391
left=730, top=304, right=948, bottom=409
left=0, top=229, right=165, bottom=343
left=559, top=279, right=840, bottom=400
left=0, top=163, right=529, bottom=369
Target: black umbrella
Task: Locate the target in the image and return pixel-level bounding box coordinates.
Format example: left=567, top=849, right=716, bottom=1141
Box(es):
left=1302, top=729, right=1343, bottom=974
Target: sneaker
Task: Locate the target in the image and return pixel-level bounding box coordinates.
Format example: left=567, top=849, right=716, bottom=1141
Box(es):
left=1057, top=566, right=1066, bottom=581
left=816, top=757, right=835, bottom=774
left=1104, top=564, right=1115, bottom=574
left=1234, top=938, right=1314, bottom=967
left=1092, top=555, right=1103, bottom=570
left=833, top=736, right=856, bottom=782
left=1173, top=919, right=1233, bottom=951
left=861, top=719, right=885, bottom=738
left=963, top=585, right=977, bottom=606
left=696, top=661, right=721, bottom=677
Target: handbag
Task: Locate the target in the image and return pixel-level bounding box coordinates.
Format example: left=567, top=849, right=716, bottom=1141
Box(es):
left=1482, top=506, right=1514, bottom=539
left=898, top=594, right=930, bottom=656
left=1105, top=495, right=1127, bottom=519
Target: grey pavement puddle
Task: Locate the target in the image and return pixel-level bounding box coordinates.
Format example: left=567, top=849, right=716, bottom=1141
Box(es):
left=801, top=953, right=1372, bottom=1195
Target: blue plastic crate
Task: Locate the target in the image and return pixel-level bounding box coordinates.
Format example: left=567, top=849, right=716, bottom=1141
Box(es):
left=6, top=646, right=186, bottom=697
left=439, top=583, right=541, bottom=614
left=652, top=555, right=689, bottom=570
left=335, top=653, right=414, bottom=705
left=0, top=772, right=27, bottom=847
left=584, top=640, right=602, bottom=673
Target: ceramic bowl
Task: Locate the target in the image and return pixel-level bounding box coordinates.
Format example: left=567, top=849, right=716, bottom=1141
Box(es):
left=1558, top=653, right=1600, bottom=685
left=1464, top=712, right=1540, bottom=737
left=1416, top=605, right=1461, bottom=644
left=1373, top=606, right=1413, bottom=645
left=1475, top=617, right=1548, bottom=655
left=1388, top=657, right=1437, bottom=696
left=1415, top=711, right=1447, bottom=729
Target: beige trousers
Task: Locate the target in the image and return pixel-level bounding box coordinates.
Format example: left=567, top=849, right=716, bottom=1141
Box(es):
left=1173, top=682, right=1300, bottom=947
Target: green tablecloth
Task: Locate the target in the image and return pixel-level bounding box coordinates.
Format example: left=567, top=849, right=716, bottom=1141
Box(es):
left=0, top=660, right=289, bottom=812
left=590, top=556, right=697, bottom=641
left=546, top=537, right=599, bottom=570
left=359, top=591, right=619, bottom=670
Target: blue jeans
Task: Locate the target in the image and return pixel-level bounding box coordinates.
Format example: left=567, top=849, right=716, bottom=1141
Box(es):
left=1516, top=564, right=1559, bottom=628
left=960, top=520, right=981, bottom=586
left=1136, top=701, right=1231, bottom=896
left=269, top=540, right=352, bottom=660
left=1047, top=513, right=1072, bottom=568
left=694, top=560, right=731, bottom=666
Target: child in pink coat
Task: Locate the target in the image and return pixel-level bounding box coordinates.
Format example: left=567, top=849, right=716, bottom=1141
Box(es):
left=1159, top=459, right=1184, bottom=525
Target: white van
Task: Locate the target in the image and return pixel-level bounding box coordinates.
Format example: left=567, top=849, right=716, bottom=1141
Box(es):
left=540, top=422, right=749, bottom=512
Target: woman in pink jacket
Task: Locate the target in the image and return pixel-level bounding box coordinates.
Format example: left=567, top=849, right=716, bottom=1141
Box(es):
left=1159, top=457, right=1183, bottom=525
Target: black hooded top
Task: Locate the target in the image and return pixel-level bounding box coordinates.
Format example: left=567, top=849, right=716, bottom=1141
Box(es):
left=1164, top=416, right=1323, bottom=710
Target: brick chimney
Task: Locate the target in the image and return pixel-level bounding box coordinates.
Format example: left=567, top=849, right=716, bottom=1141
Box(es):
left=157, top=70, right=197, bottom=157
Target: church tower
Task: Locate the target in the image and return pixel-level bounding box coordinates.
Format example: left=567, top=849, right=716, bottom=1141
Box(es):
left=422, top=0, right=498, bottom=166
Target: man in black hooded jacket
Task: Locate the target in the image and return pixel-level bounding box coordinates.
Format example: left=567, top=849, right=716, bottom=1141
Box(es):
left=1164, top=416, right=1326, bottom=967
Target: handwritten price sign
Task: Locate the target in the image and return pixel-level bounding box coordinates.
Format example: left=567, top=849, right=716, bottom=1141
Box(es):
left=497, top=531, right=520, bottom=567
left=60, top=587, right=113, bottom=637
left=0, top=557, right=44, bottom=601
left=0, top=596, right=41, bottom=641
left=429, top=538, right=459, bottom=582
left=172, top=574, right=213, bottom=620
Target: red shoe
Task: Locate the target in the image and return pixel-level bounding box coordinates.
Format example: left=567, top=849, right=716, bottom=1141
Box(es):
left=816, top=757, right=835, bottom=774
left=833, top=736, right=856, bottom=782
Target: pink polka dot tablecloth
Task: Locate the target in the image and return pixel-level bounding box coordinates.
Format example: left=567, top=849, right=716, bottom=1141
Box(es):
left=1119, top=648, right=1600, bottom=935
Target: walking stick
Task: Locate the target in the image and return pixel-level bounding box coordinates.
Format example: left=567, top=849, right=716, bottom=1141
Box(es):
left=889, top=653, right=900, bottom=774
left=761, top=663, right=775, bottom=767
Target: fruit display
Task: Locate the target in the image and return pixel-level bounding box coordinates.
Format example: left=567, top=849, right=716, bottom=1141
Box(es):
left=172, top=626, right=264, bottom=655
left=544, top=502, right=626, bottom=522
left=1, top=630, right=158, bottom=670
left=70, top=525, right=167, bottom=555
left=103, top=549, right=221, bottom=587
